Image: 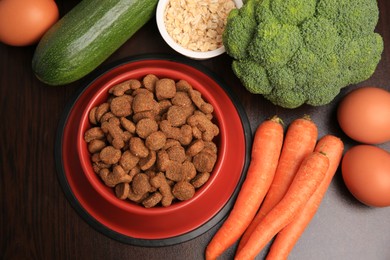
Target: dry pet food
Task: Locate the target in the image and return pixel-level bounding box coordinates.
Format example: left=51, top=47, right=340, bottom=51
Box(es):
left=84, top=74, right=220, bottom=208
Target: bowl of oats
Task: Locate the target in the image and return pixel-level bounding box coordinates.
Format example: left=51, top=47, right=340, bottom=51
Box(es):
left=156, top=0, right=243, bottom=60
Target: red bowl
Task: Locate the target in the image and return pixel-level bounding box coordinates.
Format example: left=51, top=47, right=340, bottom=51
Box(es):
left=56, top=55, right=251, bottom=246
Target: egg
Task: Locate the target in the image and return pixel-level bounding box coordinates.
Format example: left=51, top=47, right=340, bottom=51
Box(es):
left=337, top=87, right=390, bottom=144
left=0, top=0, right=59, bottom=46
left=341, top=145, right=390, bottom=207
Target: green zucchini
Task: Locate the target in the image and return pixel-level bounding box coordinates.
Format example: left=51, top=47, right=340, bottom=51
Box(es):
left=32, top=0, right=158, bottom=86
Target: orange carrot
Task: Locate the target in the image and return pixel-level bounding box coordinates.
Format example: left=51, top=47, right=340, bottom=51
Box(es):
left=237, top=116, right=318, bottom=251
left=205, top=116, right=284, bottom=260
left=265, top=135, right=344, bottom=260
left=234, top=151, right=329, bottom=260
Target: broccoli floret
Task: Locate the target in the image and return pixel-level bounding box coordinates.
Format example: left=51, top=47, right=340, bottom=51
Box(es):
left=232, top=59, right=271, bottom=94
left=222, top=0, right=258, bottom=60
left=301, top=17, right=339, bottom=56
left=264, top=86, right=307, bottom=108
left=270, top=0, right=316, bottom=25
left=265, top=67, right=305, bottom=108
left=338, top=33, right=384, bottom=84
left=248, top=20, right=302, bottom=69
left=319, top=0, right=380, bottom=37
left=223, top=0, right=383, bottom=108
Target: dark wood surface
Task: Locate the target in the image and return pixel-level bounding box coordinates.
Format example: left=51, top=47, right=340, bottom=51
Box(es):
left=1, top=1, right=390, bottom=259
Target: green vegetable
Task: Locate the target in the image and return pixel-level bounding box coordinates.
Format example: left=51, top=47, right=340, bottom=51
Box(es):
left=223, top=0, right=383, bottom=108
left=32, top=0, right=158, bottom=86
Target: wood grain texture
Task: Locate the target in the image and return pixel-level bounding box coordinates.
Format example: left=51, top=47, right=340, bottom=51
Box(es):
left=1, top=1, right=390, bottom=259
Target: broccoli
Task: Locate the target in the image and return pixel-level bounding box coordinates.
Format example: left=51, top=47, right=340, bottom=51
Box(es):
left=223, top=0, right=384, bottom=108
left=223, top=0, right=258, bottom=60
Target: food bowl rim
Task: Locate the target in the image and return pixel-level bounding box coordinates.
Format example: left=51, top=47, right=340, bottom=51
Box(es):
left=76, top=58, right=232, bottom=215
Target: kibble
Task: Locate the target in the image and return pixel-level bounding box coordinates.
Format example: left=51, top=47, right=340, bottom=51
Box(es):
left=83, top=75, right=219, bottom=207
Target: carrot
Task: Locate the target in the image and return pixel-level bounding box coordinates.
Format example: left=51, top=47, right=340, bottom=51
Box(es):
left=265, top=135, right=344, bottom=260
left=237, top=116, right=318, bottom=252
left=205, top=116, right=284, bottom=260
left=234, top=151, right=329, bottom=260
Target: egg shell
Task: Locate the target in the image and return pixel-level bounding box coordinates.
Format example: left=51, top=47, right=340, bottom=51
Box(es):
left=337, top=87, right=390, bottom=144
left=341, top=145, right=390, bottom=207
left=0, top=0, right=59, bottom=46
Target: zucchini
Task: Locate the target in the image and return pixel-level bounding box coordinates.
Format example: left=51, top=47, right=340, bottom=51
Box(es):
left=32, top=0, right=158, bottom=86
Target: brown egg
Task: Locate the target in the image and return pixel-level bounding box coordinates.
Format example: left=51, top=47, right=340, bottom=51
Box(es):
left=337, top=87, right=390, bottom=144
left=341, top=145, right=390, bottom=207
left=0, top=0, right=59, bottom=46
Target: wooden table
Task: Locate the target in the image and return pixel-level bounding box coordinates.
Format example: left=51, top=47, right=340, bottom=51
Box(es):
left=1, top=1, right=390, bottom=259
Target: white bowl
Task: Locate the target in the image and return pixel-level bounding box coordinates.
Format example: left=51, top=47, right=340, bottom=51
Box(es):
left=156, top=0, right=243, bottom=60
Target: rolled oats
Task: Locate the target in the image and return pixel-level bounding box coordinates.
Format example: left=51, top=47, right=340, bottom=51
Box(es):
left=164, top=0, right=236, bottom=52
